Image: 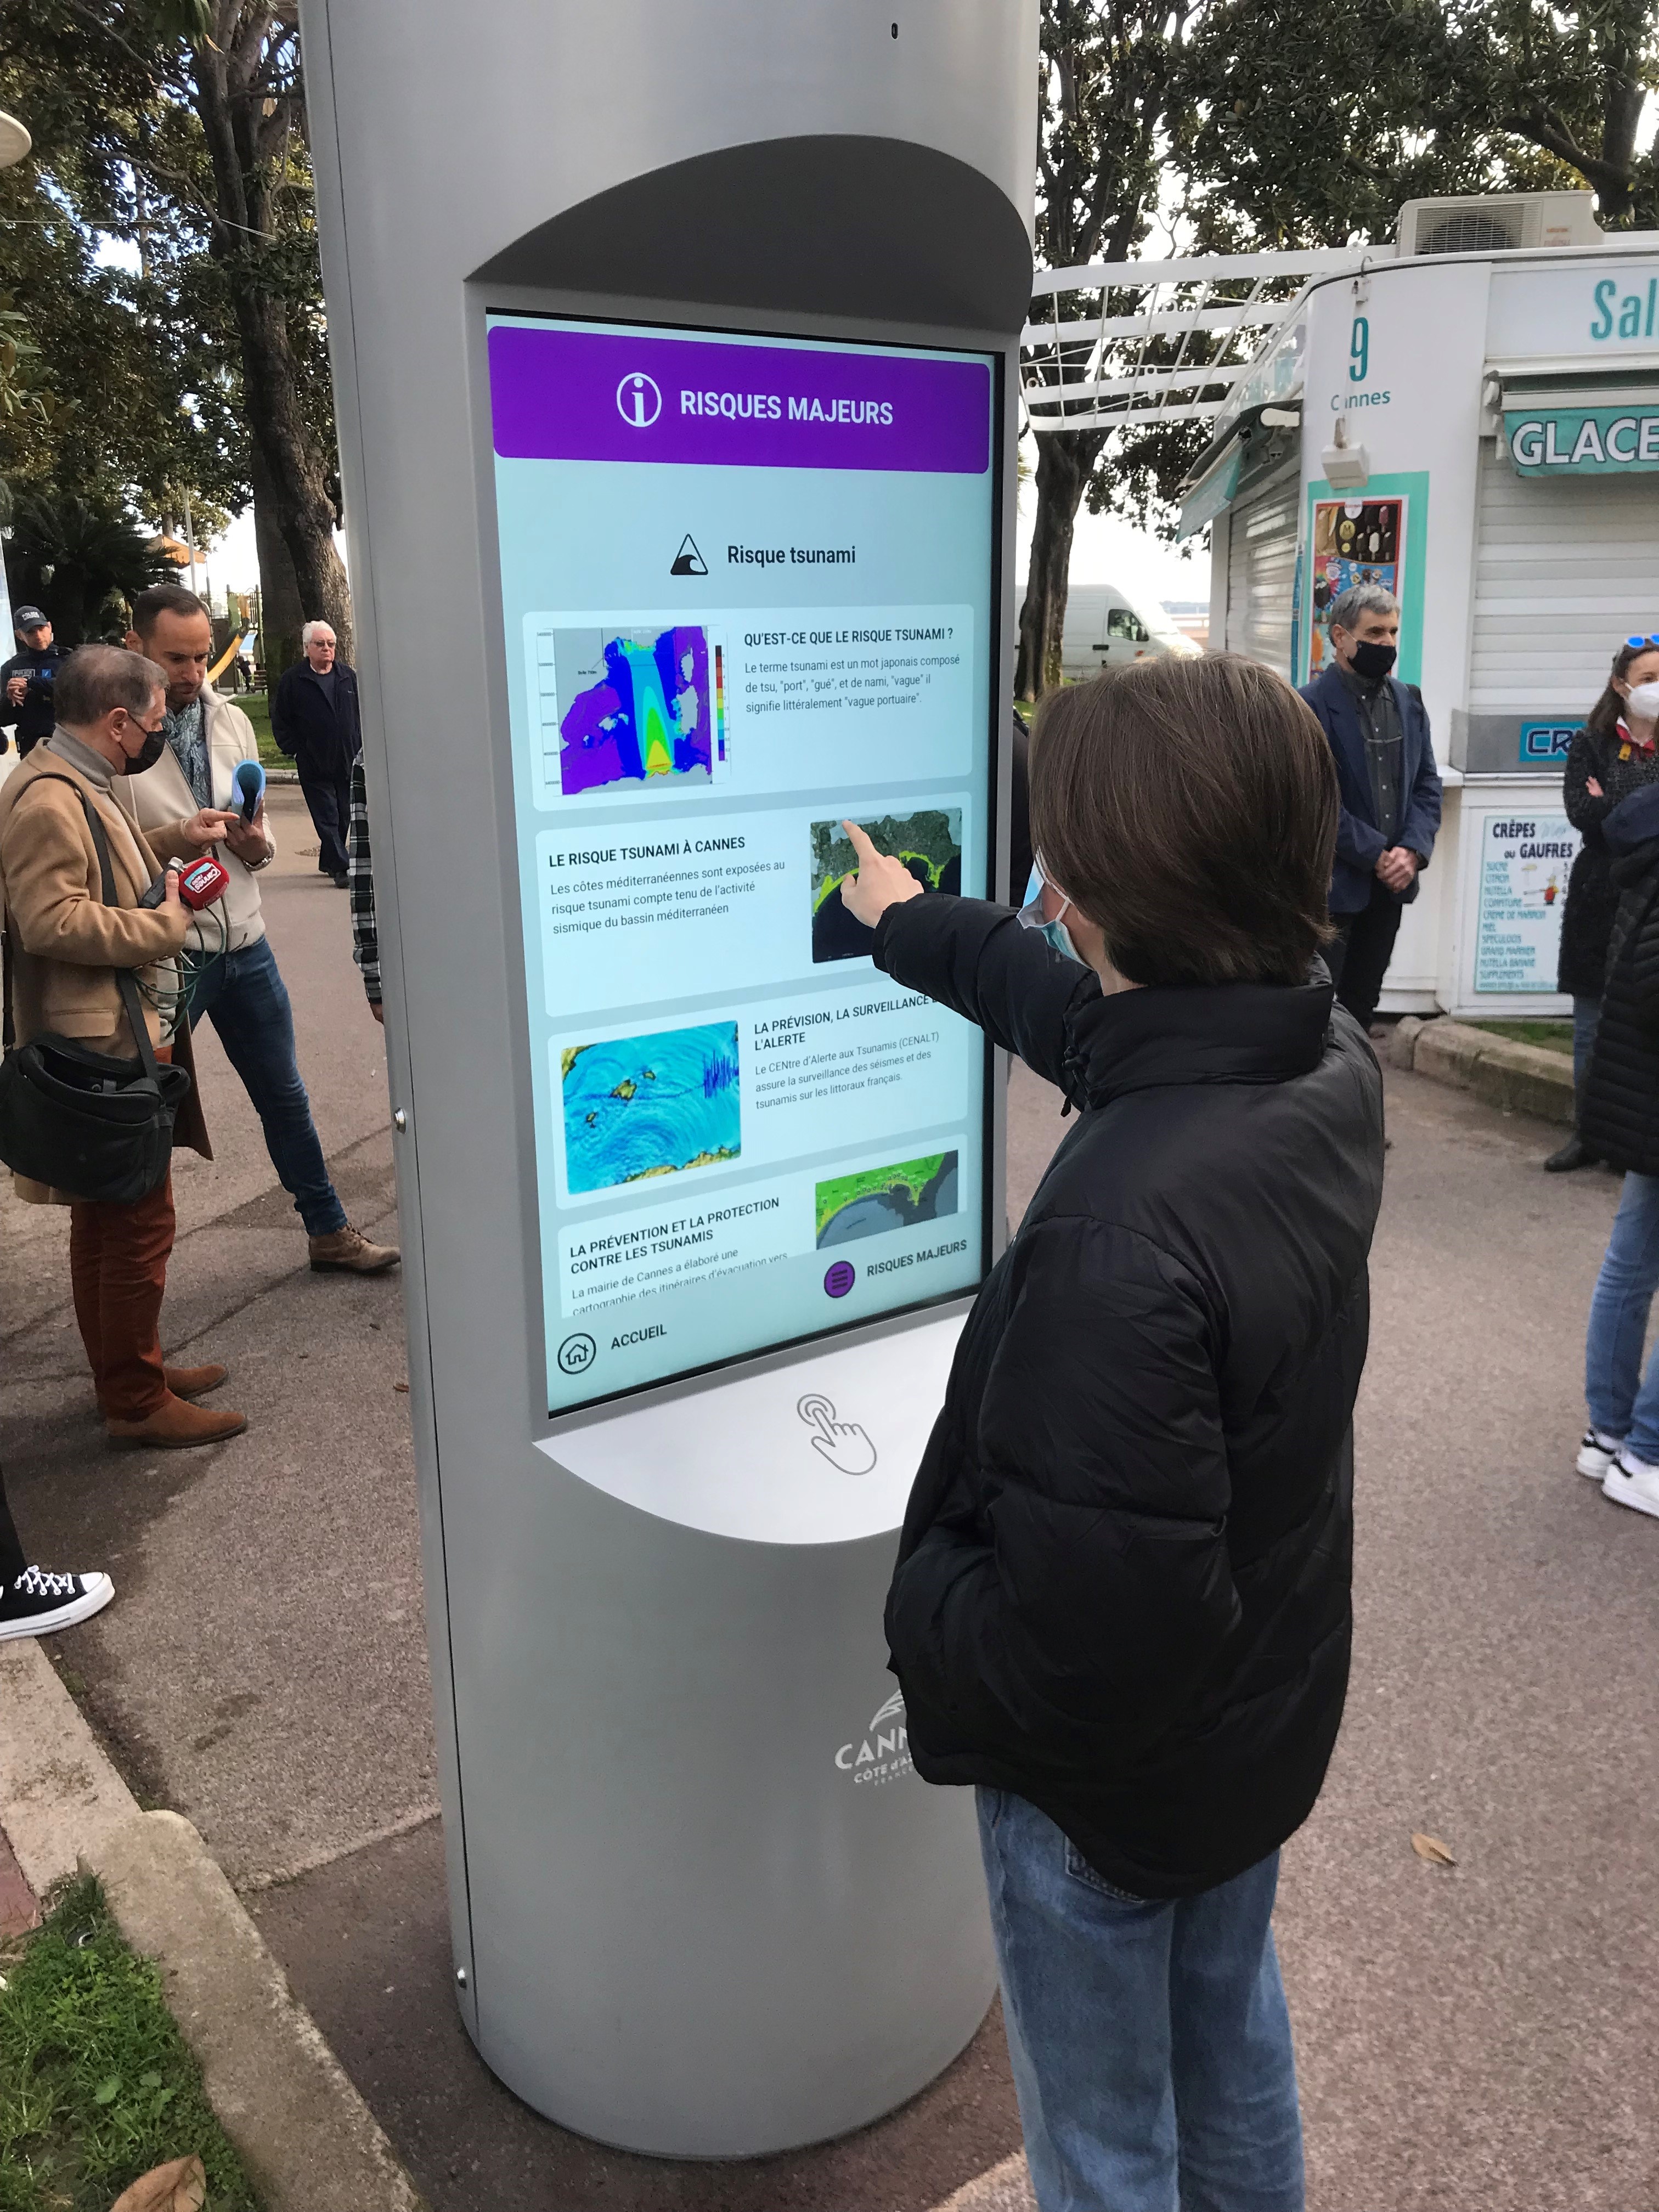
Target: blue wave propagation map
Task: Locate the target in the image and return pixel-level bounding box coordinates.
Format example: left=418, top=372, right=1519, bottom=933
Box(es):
left=562, top=1022, right=741, bottom=1195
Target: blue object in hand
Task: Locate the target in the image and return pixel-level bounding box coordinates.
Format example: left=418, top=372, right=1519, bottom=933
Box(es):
left=233, top=758, right=266, bottom=823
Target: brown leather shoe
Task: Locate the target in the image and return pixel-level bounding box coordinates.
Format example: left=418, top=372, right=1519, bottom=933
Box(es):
left=96, top=1363, right=229, bottom=1415
left=308, top=1223, right=400, bottom=1274
left=106, top=1393, right=248, bottom=1449
left=164, top=1362, right=229, bottom=1400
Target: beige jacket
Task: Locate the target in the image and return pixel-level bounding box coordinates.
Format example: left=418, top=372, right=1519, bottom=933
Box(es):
left=0, top=744, right=212, bottom=1197
left=112, top=687, right=274, bottom=954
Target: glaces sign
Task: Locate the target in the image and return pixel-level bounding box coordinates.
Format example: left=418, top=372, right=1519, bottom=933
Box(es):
left=1506, top=407, right=1659, bottom=475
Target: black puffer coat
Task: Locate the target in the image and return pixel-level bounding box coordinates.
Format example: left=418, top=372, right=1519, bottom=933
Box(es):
left=1581, top=784, right=1659, bottom=1171
left=1558, top=724, right=1659, bottom=999
left=876, top=896, right=1384, bottom=1900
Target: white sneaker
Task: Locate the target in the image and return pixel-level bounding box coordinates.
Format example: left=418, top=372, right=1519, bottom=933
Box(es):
left=1577, top=1429, right=1624, bottom=1479
left=1602, top=1449, right=1659, bottom=1520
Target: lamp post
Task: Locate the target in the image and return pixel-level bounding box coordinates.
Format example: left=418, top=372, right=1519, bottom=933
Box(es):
left=0, top=113, right=31, bottom=658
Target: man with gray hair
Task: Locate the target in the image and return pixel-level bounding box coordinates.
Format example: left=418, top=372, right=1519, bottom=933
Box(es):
left=0, top=644, right=247, bottom=1448
left=270, top=619, right=362, bottom=886
left=1300, top=582, right=1443, bottom=1030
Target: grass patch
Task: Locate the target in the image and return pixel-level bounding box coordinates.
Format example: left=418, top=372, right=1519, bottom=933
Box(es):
left=222, top=690, right=285, bottom=774
left=0, top=1876, right=259, bottom=2211
left=1464, top=1018, right=1573, bottom=1056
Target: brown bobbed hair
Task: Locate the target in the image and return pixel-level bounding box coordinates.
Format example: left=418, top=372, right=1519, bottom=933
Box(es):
left=1028, top=653, right=1339, bottom=989
left=1586, top=637, right=1659, bottom=744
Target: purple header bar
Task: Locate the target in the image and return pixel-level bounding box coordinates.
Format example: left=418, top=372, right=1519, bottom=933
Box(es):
left=488, top=324, right=990, bottom=475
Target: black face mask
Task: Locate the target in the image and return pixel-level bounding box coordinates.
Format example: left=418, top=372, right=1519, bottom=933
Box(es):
left=120, top=724, right=167, bottom=775
left=1350, top=640, right=1397, bottom=681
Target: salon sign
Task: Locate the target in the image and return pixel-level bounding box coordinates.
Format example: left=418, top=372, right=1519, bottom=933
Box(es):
left=1504, top=405, right=1659, bottom=475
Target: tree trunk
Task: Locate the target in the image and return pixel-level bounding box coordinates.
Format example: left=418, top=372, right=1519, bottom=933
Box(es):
left=1015, top=429, right=1107, bottom=699
left=249, top=439, right=306, bottom=679
left=193, top=28, right=354, bottom=662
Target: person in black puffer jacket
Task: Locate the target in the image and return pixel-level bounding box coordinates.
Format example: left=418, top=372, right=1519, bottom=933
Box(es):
left=1546, top=635, right=1659, bottom=1171
left=838, top=654, right=1383, bottom=2212
left=1575, top=780, right=1659, bottom=1521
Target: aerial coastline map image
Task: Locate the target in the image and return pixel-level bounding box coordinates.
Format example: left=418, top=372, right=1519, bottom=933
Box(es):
left=562, top=1022, right=742, bottom=1195
left=815, top=1152, right=959, bottom=1246
left=809, top=809, right=962, bottom=962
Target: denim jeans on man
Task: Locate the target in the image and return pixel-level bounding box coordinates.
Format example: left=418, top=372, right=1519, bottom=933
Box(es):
left=1585, top=1169, right=1659, bottom=1461
left=189, top=938, right=348, bottom=1237
left=1572, top=994, right=1601, bottom=1105
left=978, top=1788, right=1304, bottom=2212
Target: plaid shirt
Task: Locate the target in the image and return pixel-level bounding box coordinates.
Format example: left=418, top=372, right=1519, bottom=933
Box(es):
left=347, top=757, right=380, bottom=1004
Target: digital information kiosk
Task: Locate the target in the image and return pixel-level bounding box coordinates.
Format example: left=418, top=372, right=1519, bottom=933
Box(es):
left=303, top=0, right=1035, bottom=2157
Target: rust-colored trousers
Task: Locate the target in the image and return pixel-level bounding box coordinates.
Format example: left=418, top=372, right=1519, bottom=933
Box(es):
left=68, top=1166, right=177, bottom=1424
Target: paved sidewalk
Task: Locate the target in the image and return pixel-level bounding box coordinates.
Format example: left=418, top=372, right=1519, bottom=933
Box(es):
left=5, top=853, right=1659, bottom=2208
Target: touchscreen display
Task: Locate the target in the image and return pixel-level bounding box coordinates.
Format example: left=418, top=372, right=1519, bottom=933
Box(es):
left=486, top=314, right=997, bottom=1414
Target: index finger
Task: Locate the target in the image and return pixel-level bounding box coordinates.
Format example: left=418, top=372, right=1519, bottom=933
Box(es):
left=840, top=819, right=880, bottom=868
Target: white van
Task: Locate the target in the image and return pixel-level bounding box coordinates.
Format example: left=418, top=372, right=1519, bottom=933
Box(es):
left=1060, top=584, right=1201, bottom=681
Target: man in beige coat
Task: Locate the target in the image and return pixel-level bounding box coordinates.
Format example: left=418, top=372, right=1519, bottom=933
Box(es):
left=119, top=585, right=397, bottom=1274
left=0, top=645, right=248, bottom=1448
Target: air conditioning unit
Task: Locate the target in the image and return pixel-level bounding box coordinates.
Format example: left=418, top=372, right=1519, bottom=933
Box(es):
left=1396, top=191, right=1601, bottom=258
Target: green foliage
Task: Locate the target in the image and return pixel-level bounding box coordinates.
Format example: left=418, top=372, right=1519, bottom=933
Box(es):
left=1034, top=0, right=1659, bottom=566
left=0, top=1874, right=259, bottom=2211
left=5, top=491, right=173, bottom=642
left=0, top=0, right=338, bottom=536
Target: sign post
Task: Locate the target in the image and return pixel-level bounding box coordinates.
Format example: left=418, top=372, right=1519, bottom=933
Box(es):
left=300, top=0, right=1035, bottom=2158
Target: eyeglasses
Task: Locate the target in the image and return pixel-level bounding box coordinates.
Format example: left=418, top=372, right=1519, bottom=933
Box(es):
left=1626, top=635, right=1659, bottom=650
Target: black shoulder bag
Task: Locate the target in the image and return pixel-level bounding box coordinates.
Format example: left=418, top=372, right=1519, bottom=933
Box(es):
left=0, top=775, right=191, bottom=1202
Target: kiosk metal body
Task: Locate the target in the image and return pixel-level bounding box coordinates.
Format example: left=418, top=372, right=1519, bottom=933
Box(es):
left=301, top=0, right=1035, bottom=2155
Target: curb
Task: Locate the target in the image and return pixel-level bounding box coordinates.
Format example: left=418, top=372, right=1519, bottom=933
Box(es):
left=0, top=1641, right=427, bottom=2212
left=935, top=2152, right=1035, bottom=2210
left=1388, top=1017, right=1574, bottom=1127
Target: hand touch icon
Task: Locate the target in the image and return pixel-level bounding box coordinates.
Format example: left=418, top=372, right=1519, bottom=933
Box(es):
left=797, top=1392, right=878, bottom=1476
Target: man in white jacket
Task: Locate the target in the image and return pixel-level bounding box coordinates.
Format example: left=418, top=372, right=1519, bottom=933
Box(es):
left=119, top=585, right=397, bottom=1275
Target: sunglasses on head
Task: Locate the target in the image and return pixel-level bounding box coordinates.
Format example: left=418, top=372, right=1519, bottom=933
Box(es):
left=1626, top=635, right=1659, bottom=650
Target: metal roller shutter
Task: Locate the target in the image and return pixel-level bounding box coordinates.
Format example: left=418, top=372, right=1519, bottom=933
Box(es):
left=1470, top=444, right=1659, bottom=714
left=1224, top=470, right=1299, bottom=678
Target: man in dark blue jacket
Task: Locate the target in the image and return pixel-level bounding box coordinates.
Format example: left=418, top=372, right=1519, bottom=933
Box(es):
left=1299, top=583, right=1442, bottom=1030
left=270, top=620, right=362, bottom=887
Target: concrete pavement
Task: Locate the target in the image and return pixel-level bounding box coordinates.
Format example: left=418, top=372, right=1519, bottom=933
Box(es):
left=5, top=830, right=1659, bottom=2207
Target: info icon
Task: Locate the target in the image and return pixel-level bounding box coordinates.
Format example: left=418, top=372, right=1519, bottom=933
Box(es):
left=823, top=1261, right=856, bottom=1300
left=557, top=1332, right=597, bottom=1376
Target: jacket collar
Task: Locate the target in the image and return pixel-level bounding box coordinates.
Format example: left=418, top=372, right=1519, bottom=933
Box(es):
left=1062, top=971, right=1336, bottom=1108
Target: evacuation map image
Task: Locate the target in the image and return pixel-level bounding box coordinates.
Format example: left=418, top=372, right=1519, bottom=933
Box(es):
left=552, top=623, right=726, bottom=797
left=815, top=1153, right=960, bottom=1248
left=561, top=1021, right=741, bottom=1195
left=809, top=810, right=962, bottom=962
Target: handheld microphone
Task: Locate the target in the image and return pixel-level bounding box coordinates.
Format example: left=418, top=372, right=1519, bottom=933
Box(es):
left=233, top=758, right=265, bottom=823
left=138, top=854, right=232, bottom=911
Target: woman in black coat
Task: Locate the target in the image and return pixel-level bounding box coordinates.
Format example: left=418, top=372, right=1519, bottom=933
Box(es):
left=1577, top=781, right=1659, bottom=1521
left=1547, top=636, right=1659, bottom=1171
left=839, top=654, right=1383, bottom=2212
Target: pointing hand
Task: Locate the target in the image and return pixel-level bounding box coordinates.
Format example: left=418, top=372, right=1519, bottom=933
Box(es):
left=838, top=819, right=925, bottom=930
left=797, top=1393, right=878, bottom=1476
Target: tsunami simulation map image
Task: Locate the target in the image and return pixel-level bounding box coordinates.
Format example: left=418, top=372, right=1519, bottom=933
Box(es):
left=561, top=1022, right=741, bottom=1196
left=810, top=810, right=962, bottom=962
left=815, top=1153, right=959, bottom=1248
left=548, top=623, right=727, bottom=797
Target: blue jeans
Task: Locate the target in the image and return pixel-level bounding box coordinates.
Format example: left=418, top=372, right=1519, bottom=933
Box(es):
left=1572, top=994, right=1601, bottom=1110
left=1585, top=1170, right=1659, bottom=1460
left=978, top=1790, right=1303, bottom=2212
left=189, top=935, right=347, bottom=1238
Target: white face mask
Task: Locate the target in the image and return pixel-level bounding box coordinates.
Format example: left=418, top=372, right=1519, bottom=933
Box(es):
left=1624, top=680, right=1659, bottom=721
